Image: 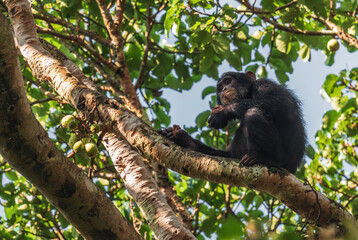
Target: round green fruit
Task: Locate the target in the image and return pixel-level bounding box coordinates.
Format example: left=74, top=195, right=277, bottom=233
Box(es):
left=327, top=39, right=339, bottom=52
left=67, top=119, right=78, bottom=130
left=85, top=143, right=98, bottom=158
left=61, top=115, right=77, bottom=129
left=73, top=141, right=84, bottom=153
left=90, top=124, right=101, bottom=133
left=68, top=134, right=81, bottom=148
left=81, top=137, right=91, bottom=144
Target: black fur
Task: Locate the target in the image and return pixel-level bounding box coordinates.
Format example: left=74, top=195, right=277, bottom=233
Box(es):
left=158, top=72, right=306, bottom=173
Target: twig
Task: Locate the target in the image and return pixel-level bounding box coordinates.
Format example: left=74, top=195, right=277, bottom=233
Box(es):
left=236, top=0, right=336, bottom=36
left=192, top=193, right=201, bottom=236
left=30, top=96, right=57, bottom=105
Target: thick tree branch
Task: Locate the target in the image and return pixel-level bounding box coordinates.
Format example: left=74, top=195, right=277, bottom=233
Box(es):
left=103, top=133, right=195, bottom=239
left=7, top=1, right=194, bottom=238
left=38, top=14, right=194, bottom=236
left=0, top=10, right=141, bottom=240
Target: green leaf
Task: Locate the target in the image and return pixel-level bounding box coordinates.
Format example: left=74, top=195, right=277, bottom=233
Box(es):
left=245, top=64, right=259, bottom=74
left=270, top=56, right=290, bottom=73
left=5, top=206, right=16, bottom=220
left=62, top=0, right=82, bottom=19
left=152, top=53, right=174, bottom=78
left=261, top=0, right=276, bottom=12
left=164, top=7, right=177, bottom=36
left=227, top=50, right=242, bottom=70
left=299, top=44, right=311, bottom=62
left=254, top=51, right=265, bottom=62
left=196, top=30, right=212, bottom=47
left=275, top=232, right=302, bottom=240
left=257, top=66, right=267, bottom=78
left=236, top=31, right=247, bottom=40
left=349, top=68, right=358, bottom=80
left=212, top=35, right=231, bottom=58
left=299, top=0, right=327, bottom=18
left=237, top=42, right=252, bottom=65
left=202, top=86, right=216, bottom=99
left=261, top=30, right=273, bottom=46
left=324, top=52, right=335, bottom=66
left=305, top=145, right=315, bottom=159
left=275, top=70, right=289, bottom=84
left=252, top=30, right=263, bottom=40
left=199, top=47, right=215, bottom=72
left=164, top=75, right=180, bottom=90
left=156, top=97, right=171, bottom=113
left=217, top=215, right=244, bottom=239
left=195, top=110, right=211, bottom=128
left=322, top=110, right=339, bottom=131
left=58, top=213, right=70, bottom=228
left=153, top=102, right=170, bottom=127
left=276, top=32, right=292, bottom=54
left=5, top=171, right=18, bottom=181
left=340, top=98, right=358, bottom=113
left=175, top=61, right=190, bottom=81
left=321, top=74, right=345, bottom=98
left=322, top=74, right=338, bottom=94
left=126, top=43, right=142, bottom=70
left=281, top=7, right=299, bottom=23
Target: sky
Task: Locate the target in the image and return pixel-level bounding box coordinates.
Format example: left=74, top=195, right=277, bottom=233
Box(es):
left=162, top=46, right=356, bottom=148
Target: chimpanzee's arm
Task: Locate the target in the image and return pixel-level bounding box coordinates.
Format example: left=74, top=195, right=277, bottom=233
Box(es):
left=208, top=97, right=279, bottom=129
left=158, top=125, right=230, bottom=157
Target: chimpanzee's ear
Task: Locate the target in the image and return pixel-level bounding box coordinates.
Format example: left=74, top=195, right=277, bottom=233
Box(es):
left=245, top=71, right=256, bottom=81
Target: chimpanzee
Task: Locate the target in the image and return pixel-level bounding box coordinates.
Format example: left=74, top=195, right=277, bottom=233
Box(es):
left=158, top=71, right=306, bottom=173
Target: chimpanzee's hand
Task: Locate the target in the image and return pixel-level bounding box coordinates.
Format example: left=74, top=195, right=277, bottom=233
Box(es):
left=157, top=125, right=195, bottom=150
left=207, top=105, right=229, bottom=129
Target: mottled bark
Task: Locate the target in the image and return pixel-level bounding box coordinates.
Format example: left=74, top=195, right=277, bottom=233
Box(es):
left=96, top=0, right=143, bottom=117
left=0, top=11, right=142, bottom=240
left=104, top=106, right=357, bottom=230
left=7, top=1, right=193, bottom=239
left=103, top=133, right=195, bottom=240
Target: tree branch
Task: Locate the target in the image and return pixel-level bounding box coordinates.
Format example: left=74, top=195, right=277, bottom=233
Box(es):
left=96, top=0, right=143, bottom=117
left=0, top=7, right=141, bottom=240
left=134, top=4, right=154, bottom=90
left=32, top=9, right=111, bottom=47
left=236, top=0, right=336, bottom=36
left=312, top=14, right=358, bottom=49
left=260, top=16, right=335, bottom=36
left=7, top=1, right=194, bottom=238
left=103, top=133, right=195, bottom=239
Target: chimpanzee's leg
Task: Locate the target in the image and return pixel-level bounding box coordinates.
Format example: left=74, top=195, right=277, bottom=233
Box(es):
left=239, top=107, right=283, bottom=168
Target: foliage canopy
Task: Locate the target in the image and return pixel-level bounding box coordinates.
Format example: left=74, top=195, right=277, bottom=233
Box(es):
left=0, top=0, right=358, bottom=239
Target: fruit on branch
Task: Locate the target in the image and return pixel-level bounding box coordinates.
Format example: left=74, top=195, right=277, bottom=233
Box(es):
left=327, top=39, right=340, bottom=52
left=73, top=141, right=84, bottom=153
left=61, top=115, right=78, bottom=130
left=90, top=124, right=101, bottom=133
left=85, top=143, right=98, bottom=158
left=68, top=134, right=81, bottom=148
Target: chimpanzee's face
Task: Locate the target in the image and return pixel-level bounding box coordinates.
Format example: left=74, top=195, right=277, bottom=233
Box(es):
left=216, top=72, right=253, bottom=105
